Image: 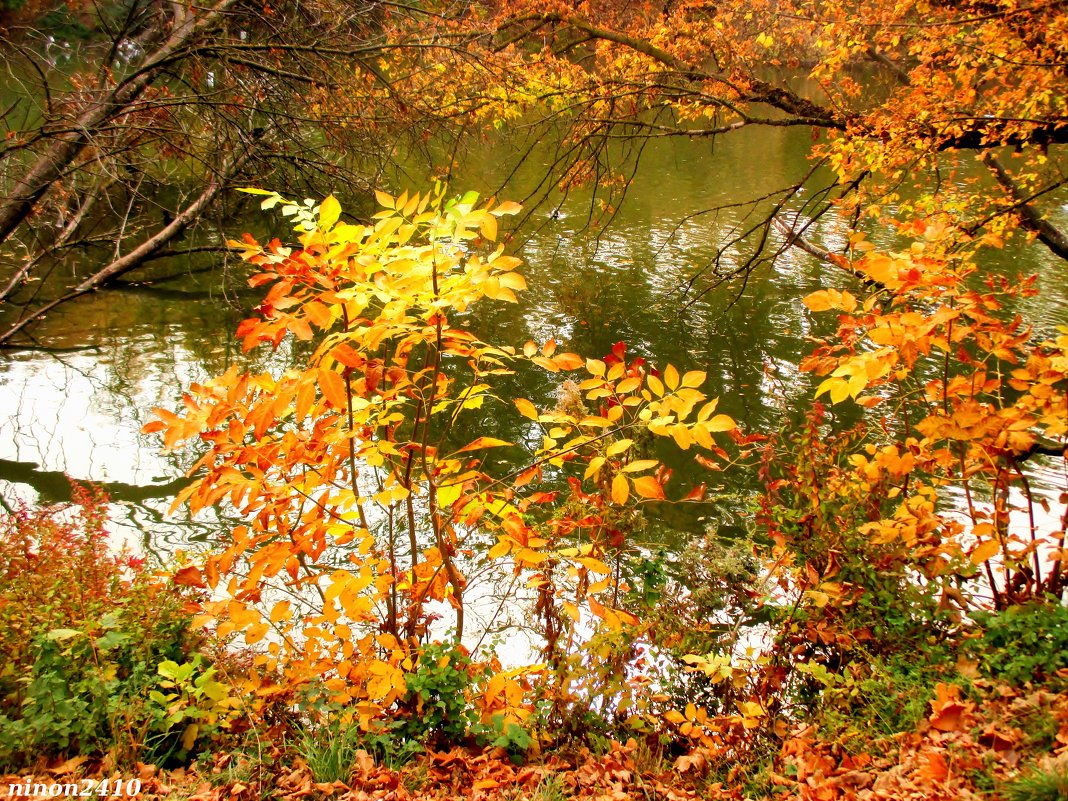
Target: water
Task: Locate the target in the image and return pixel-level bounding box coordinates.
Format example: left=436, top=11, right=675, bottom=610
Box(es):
left=1, top=125, right=1066, bottom=556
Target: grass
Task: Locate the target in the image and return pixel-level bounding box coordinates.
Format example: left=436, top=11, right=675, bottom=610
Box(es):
left=298, top=717, right=364, bottom=784
left=1003, top=765, right=1068, bottom=801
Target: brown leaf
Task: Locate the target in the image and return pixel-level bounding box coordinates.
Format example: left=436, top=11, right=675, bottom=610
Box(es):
left=918, top=751, right=949, bottom=782
left=353, top=749, right=374, bottom=773
left=928, top=682, right=968, bottom=732
left=50, top=755, right=88, bottom=776
left=673, top=749, right=708, bottom=774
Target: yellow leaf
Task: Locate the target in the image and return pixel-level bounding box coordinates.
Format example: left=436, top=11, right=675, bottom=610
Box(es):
left=479, top=212, right=498, bottom=241
left=736, top=701, right=765, bottom=718
left=515, top=398, right=538, bottom=419
left=586, top=358, right=606, bottom=377
left=515, top=547, right=548, bottom=565
left=622, top=459, right=659, bottom=473
left=319, top=195, right=341, bottom=230
left=611, top=474, right=629, bottom=505
left=816, top=377, right=851, bottom=404
left=585, top=456, right=606, bottom=480
left=491, top=200, right=522, bottom=216
left=647, top=374, right=665, bottom=397
left=374, top=189, right=394, bottom=209
left=664, top=364, right=680, bottom=391
left=181, top=724, right=199, bottom=752
left=970, top=539, right=1000, bottom=565
left=616, top=376, right=641, bottom=393
left=704, top=414, right=739, bottom=433
left=562, top=601, right=580, bottom=622
left=681, top=370, right=706, bottom=388
left=671, top=425, right=693, bottom=450
left=578, top=557, right=612, bottom=574
left=606, top=439, right=634, bottom=457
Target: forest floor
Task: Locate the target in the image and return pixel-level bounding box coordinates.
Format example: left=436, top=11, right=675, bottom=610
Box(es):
left=5, top=677, right=1066, bottom=801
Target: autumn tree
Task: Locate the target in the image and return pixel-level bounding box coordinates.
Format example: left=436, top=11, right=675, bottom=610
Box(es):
left=356, top=0, right=1067, bottom=281
left=146, top=187, right=743, bottom=738
left=326, top=0, right=1068, bottom=727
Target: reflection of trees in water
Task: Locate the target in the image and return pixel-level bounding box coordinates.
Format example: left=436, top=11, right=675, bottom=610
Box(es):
left=0, top=455, right=234, bottom=562
left=0, top=280, right=266, bottom=552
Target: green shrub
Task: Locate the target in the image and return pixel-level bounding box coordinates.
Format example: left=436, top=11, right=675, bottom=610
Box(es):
left=812, top=650, right=961, bottom=746
left=967, top=603, right=1068, bottom=687
left=0, top=489, right=232, bottom=768
left=299, top=714, right=424, bottom=781
left=473, top=713, right=533, bottom=764
left=400, top=641, right=487, bottom=744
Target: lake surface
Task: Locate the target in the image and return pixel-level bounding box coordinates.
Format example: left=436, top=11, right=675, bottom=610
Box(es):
left=2, top=125, right=1066, bottom=557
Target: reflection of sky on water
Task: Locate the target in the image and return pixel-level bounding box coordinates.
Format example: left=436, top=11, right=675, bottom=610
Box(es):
left=1, top=349, right=166, bottom=485
left=940, top=456, right=1067, bottom=606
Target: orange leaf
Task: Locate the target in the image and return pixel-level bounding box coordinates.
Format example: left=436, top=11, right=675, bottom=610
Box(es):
left=454, top=436, right=513, bottom=454
left=611, top=474, right=630, bottom=505
left=553, top=352, right=584, bottom=370
left=305, top=300, right=333, bottom=329
left=289, top=317, right=313, bottom=341
left=970, top=538, right=1000, bottom=565
left=173, top=565, right=206, bottom=588
left=514, top=398, right=539, bottom=419
left=331, top=343, right=364, bottom=369
left=684, top=483, right=707, bottom=501
left=318, top=368, right=348, bottom=409
left=928, top=682, right=967, bottom=732
left=632, top=475, right=666, bottom=500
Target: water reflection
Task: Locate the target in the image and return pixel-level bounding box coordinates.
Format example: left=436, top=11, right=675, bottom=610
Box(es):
left=0, top=126, right=1065, bottom=557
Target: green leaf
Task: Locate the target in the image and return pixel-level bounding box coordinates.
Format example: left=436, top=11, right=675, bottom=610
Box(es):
left=94, top=631, right=130, bottom=651
left=157, top=660, right=182, bottom=680
left=46, top=628, right=82, bottom=641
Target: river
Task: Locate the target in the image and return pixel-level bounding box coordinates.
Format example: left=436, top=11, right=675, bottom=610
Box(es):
left=1, top=124, right=1066, bottom=558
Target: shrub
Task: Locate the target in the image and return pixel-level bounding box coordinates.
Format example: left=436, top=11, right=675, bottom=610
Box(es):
left=967, top=603, right=1068, bottom=687
left=0, top=488, right=233, bottom=768
left=400, top=641, right=487, bottom=745
left=1003, top=764, right=1068, bottom=801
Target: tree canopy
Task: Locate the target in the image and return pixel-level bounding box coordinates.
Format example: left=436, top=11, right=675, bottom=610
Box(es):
left=366, top=0, right=1067, bottom=274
